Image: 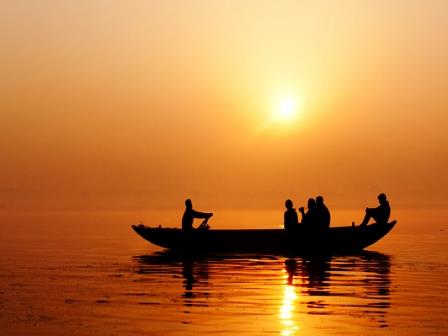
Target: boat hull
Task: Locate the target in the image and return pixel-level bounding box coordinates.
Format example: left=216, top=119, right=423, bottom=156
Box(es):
left=132, top=221, right=396, bottom=255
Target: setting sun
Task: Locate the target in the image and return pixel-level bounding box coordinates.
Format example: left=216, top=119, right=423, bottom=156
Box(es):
left=271, top=96, right=302, bottom=124
left=255, top=93, right=305, bottom=134
left=278, top=99, right=297, bottom=120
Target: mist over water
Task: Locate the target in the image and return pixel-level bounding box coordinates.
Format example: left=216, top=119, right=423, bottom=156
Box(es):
left=0, top=209, right=447, bottom=335
left=1, top=207, right=446, bottom=234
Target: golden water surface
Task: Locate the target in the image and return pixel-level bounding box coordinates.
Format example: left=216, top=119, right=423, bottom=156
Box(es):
left=0, top=210, right=447, bottom=335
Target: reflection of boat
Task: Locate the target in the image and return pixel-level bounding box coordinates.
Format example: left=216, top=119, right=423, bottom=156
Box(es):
left=282, top=251, right=391, bottom=327
left=133, top=252, right=210, bottom=306
left=132, top=221, right=396, bottom=254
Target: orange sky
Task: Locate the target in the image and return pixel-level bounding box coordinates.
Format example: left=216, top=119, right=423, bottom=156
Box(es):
left=1, top=1, right=447, bottom=212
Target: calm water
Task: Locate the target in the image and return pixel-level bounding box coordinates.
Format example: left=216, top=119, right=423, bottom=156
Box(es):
left=0, top=210, right=447, bottom=335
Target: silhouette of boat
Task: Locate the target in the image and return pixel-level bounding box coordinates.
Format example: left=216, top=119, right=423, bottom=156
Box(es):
left=132, top=221, right=396, bottom=254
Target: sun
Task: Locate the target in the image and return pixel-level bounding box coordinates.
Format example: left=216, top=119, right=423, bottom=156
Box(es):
left=279, top=99, right=296, bottom=119
left=273, top=98, right=299, bottom=122
left=255, top=90, right=304, bottom=134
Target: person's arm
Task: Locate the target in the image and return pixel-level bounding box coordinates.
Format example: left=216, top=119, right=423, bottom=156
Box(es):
left=192, top=210, right=213, bottom=219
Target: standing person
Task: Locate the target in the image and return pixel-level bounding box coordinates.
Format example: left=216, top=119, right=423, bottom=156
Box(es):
left=356, top=193, right=391, bottom=227
left=299, top=198, right=317, bottom=228
left=182, top=199, right=213, bottom=232
left=284, top=199, right=299, bottom=231
left=315, top=196, right=331, bottom=229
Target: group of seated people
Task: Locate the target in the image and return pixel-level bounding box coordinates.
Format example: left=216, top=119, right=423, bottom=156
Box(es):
left=284, top=196, right=331, bottom=232
left=284, top=193, right=391, bottom=231
left=181, top=193, right=391, bottom=232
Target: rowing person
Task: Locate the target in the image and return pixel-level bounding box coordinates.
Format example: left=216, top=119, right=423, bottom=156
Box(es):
left=355, top=193, right=391, bottom=227
left=182, top=199, right=213, bottom=232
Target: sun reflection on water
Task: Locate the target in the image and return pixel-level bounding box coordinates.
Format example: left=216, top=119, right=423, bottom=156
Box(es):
left=279, top=271, right=300, bottom=336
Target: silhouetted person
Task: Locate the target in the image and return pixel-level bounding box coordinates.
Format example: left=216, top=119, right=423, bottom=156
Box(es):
left=357, top=193, right=391, bottom=227
left=284, top=199, right=299, bottom=231
left=182, top=199, right=213, bottom=232
left=315, top=196, right=331, bottom=229
left=299, top=198, right=317, bottom=228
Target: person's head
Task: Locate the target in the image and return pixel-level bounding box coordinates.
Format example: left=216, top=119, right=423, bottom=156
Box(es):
left=377, top=193, right=387, bottom=204
left=316, top=196, right=324, bottom=205
left=285, top=199, right=293, bottom=209
left=308, top=198, right=316, bottom=209
left=185, top=199, right=192, bottom=209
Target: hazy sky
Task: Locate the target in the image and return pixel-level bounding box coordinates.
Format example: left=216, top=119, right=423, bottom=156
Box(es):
left=1, top=0, right=447, bottom=212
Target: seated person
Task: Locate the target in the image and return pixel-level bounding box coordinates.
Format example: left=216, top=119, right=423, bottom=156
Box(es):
left=284, top=199, right=299, bottom=231
left=315, top=195, right=331, bottom=229
left=357, top=193, right=391, bottom=226
left=182, top=199, right=213, bottom=232
left=299, top=198, right=317, bottom=228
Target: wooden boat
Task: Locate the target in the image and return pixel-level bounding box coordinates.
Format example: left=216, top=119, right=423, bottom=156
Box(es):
left=132, top=220, right=396, bottom=254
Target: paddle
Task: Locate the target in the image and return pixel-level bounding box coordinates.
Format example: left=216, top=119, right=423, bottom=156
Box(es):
left=198, top=216, right=211, bottom=231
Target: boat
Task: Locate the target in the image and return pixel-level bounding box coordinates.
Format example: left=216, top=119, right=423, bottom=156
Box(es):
left=131, top=220, right=396, bottom=254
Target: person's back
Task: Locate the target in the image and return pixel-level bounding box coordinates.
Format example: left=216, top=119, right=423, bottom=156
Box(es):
left=284, top=199, right=299, bottom=231
left=182, top=207, right=195, bottom=232
left=375, top=197, right=390, bottom=223
left=315, top=196, right=331, bottom=229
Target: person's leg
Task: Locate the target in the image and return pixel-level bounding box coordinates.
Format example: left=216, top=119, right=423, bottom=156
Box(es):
left=371, top=213, right=383, bottom=224
left=360, top=209, right=372, bottom=226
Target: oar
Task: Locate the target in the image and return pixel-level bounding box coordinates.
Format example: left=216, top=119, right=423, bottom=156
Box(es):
left=198, top=217, right=211, bottom=230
